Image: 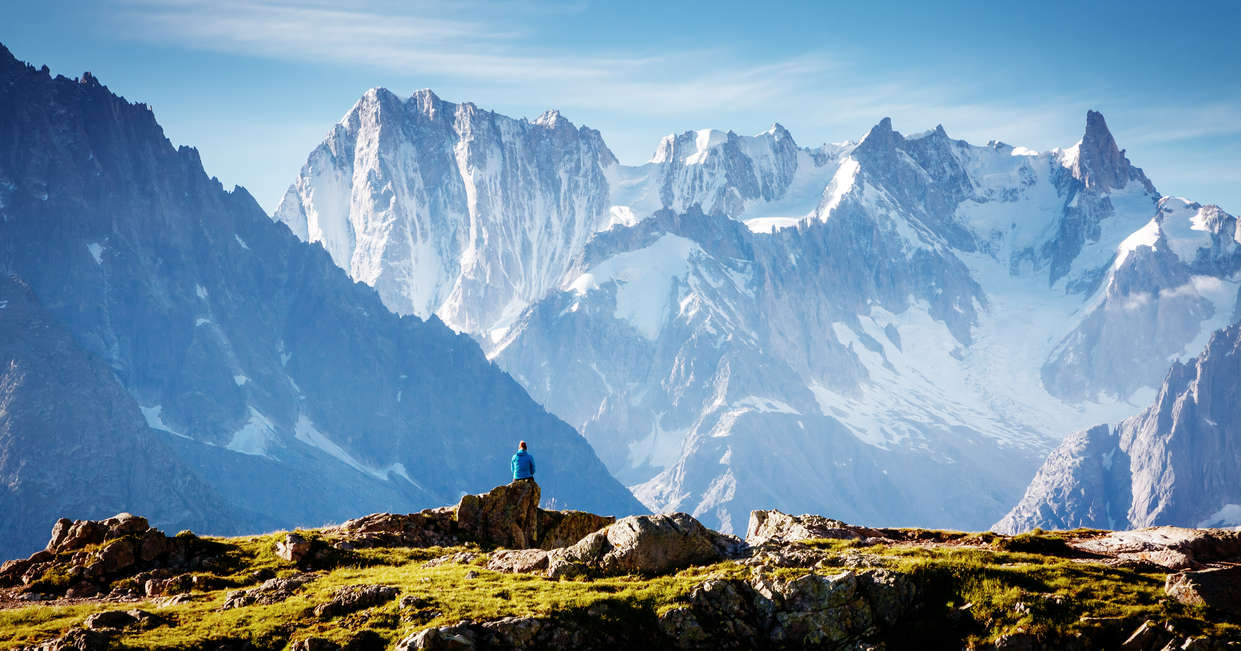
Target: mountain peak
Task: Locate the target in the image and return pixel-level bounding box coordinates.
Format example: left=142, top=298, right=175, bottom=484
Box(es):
left=534, top=109, right=565, bottom=127
left=853, top=117, right=901, bottom=157
left=1070, top=110, right=1153, bottom=193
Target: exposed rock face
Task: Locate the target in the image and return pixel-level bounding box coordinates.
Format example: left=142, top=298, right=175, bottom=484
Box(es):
left=1069, top=111, right=1156, bottom=194
left=486, top=549, right=550, bottom=574
left=998, top=323, right=1241, bottom=533
left=746, top=510, right=886, bottom=546
left=321, top=481, right=614, bottom=553
left=1067, top=527, right=1241, bottom=570
left=0, top=45, right=644, bottom=558
left=455, top=481, right=542, bottom=550
left=275, top=89, right=618, bottom=335
left=0, top=276, right=242, bottom=560
left=16, top=628, right=111, bottom=651
left=81, top=609, right=162, bottom=631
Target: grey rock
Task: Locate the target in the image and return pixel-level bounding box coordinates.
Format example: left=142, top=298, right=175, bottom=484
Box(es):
left=1066, top=527, right=1241, bottom=570
left=221, top=572, right=319, bottom=609
left=312, top=584, right=399, bottom=619
left=746, top=510, right=886, bottom=546
left=485, top=549, right=549, bottom=574
left=546, top=512, right=741, bottom=577
left=275, top=533, right=311, bottom=564
left=421, top=551, right=479, bottom=568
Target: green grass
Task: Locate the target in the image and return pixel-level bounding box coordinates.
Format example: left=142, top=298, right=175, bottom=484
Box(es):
left=803, top=538, right=1240, bottom=644
left=2, top=529, right=1238, bottom=649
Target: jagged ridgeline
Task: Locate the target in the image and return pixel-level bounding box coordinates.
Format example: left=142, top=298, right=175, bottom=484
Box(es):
left=0, top=44, right=644, bottom=560
left=997, top=321, right=1241, bottom=533
left=277, top=76, right=1241, bottom=535
left=2, top=485, right=1239, bottom=648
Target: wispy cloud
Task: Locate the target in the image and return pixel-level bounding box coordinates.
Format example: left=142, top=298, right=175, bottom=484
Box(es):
left=96, top=0, right=1241, bottom=213
left=115, top=0, right=661, bottom=81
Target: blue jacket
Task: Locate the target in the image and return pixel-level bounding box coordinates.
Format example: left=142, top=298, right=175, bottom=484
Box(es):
left=511, top=449, right=535, bottom=479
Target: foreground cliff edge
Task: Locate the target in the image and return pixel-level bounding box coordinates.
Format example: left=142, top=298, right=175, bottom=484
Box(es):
left=1, top=482, right=1239, bottom=650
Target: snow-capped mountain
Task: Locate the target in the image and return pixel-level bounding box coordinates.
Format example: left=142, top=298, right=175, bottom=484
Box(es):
left=281, top=89, right=1241, bottom=533
left=996, top=320, right=1241, bottom=533
left=275, top=88, right=617, bottom=336
left=0, top=46, right=643, bottom=557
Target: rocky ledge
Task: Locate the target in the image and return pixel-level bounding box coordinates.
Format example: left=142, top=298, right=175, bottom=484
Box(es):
left=1, top=482, right=1239, bottom=650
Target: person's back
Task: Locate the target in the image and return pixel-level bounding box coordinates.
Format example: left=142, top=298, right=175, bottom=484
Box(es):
left=511, top=441, right=535, bottom=482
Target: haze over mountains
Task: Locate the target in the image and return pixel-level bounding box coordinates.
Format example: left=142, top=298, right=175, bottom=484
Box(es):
left=0, top=45, right=641, bottom=559
left=2, top=39, right=1239, bottom=560
left=278, top=88, right=1241, bottom=534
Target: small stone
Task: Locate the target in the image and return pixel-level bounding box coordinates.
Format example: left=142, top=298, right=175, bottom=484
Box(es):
left=276, top=533, right=312, bottom=564
left=83, top=610, right=139, bottom=630
left=290, top=638, right=341, bottom=651
left=312, top=584, right=400, bottom=619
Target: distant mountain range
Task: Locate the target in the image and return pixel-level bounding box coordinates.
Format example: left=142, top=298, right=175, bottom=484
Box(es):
left=278, top=88, right=1241, bottom=534
left=3, top=39, right=1238, bottom=555
left=0, top=44, right=642, bottom=559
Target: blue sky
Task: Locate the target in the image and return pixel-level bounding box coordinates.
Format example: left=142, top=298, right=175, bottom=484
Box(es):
left=3, top=0, right=1239, bottom=214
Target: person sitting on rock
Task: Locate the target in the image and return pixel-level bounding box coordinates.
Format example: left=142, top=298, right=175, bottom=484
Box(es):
left=511, top=440, right=535, bottom=483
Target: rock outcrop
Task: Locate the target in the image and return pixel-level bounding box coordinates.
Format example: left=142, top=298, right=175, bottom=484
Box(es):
left=327, top=480, right=614, bottom=553
left=1068, top=527, right=1241, bottom=570
left=487, top=512, right=744, bottom=579
left=0, top=513, right=217, bottom=599
left=745, top=510, right=887, bottom=546
left=456, top=482, right=542, bottom=550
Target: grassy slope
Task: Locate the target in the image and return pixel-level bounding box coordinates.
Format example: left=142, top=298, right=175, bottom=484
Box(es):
left=1, top=529, right=1238, bottom=649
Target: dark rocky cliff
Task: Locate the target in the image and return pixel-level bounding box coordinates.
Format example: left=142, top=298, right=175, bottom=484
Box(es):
left=0, top=44, right=643, bottom=558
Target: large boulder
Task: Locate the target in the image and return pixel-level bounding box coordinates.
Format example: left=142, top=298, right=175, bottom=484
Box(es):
left=326, top=508, right=460, bottom=548
left=486, top=549, right=550, bottom=574
left=1165, top=566, right=1241, bottom=618
left=1069, top=527, right=1241, bottom=570
left=745, top=510, right=886, bottom=546
left=537, top=510, right=614, bottom=550
left=547, top=513, right=744, bottom=577
left=455, top=481, right=542, bottom=549
left=275, top=533, right=311, bottom=564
